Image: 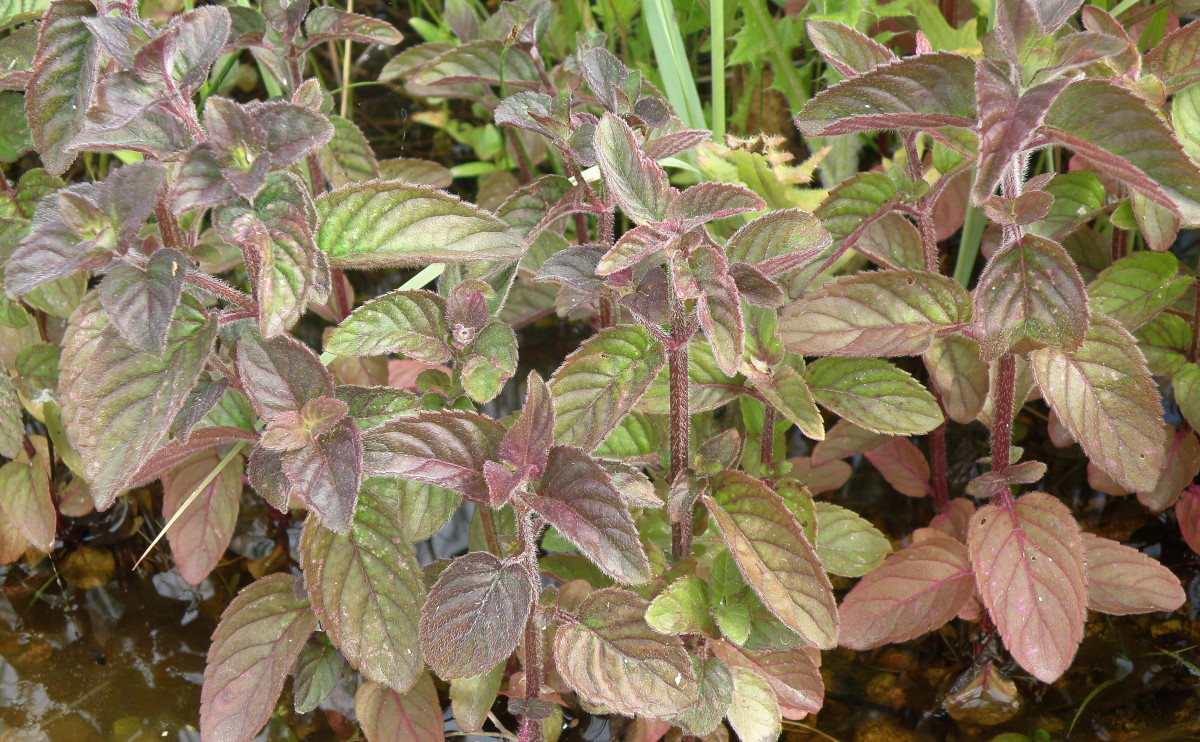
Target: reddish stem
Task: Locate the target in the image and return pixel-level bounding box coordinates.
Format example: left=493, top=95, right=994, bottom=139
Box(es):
left=668, top=292, right=694, bottom=560
left=930, top=423, right=949, bottom=513
left=760, top=406, right=776, bottom=482
left=990, top=354, right=1017, bottom=508
left=515, top=511, right=544, bottom=742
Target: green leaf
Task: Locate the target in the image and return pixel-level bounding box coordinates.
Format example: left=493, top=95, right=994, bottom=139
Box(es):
left=553, top=587, right=698, bottom=717
left=391, top=477, right=459, bottom=542
left=410, top=40, right=540, bottom=90
left=794, top=52, right=976, bottom=137
left=0, top=366, right=21, bottom=459
left=1041, top=79, right=1200, bottom=224
left=1145, top=20, right=1200, bottom=92
left=1082, top=533, right=1186, bottom=615
left=0, top=459, right=54, bottom=552
left=968, top=492, right=1087, bottom=683
left=724, top=209, right=832, bottom=277
left=0, top=92, right=32, bottom=163
left=805, top=357, right=942, bottom=435
left=595, top=112, right=670, bottom=225
left=704, top=471, right=838, bottom=649
left=162, top=450, right=242, bottom=585
left=336, top=385, right=421, bottom=430
left=319, top=114, right=380, bottom=187
left=671, top=656, right=733, bottom=736
left=726, top=667, right=781, bottom=742
left=747, top=365, right=825, bottom=441
left=0, top=0, right=50, bottom=28
left=302, top=6, right=403, bottom=48
left=640, top=339, right=740, bottom=415
left=550, top=325, right=665, bottom=451
left=1174, top=362, right=1200, bottom=432
left=326, top=289, right=449, bottom=360
left=527, top=445, right=652, bottom=585
left=293, top=634, right=346, bottom=714
left=923, top=335, right=988, bottom=424
left=201, top=573, right=317, bottom=742
left=1029, top=172, right=1108, bottom=240
left=646, top=576, right=718, bottom=637
left=450, top=662, right=505, bottom=734
left=59, top=294, right=216, bottom=509
left=781, top=270, right=971, bottom=356
left=461, top=321, right=517, bottom=404
left=812, top=502, right=891, bottom=577
left=1136, top=314, right=1192, bottom=378
left=300, top=478, right=425, bottom=693
left=1171, top=83, right=1200, bottom=164
left=361, top=410, right=503, bottom=501
left=593, top=410, right=662, bottom=458
left=24, top=0, right=96, bottom=175
left=419, top=551, right=532, bottom=679
left=838, top=536, right=974, bottom=649
left=1029, top=314, right=1165, bottom=492
left=971, top=234, right=1088, bottom=360
left=315, top=180, right=523, bottom=269
left=1087, top=251, right=1193, bottom=331
left=355, top=674, right=442, bottom=742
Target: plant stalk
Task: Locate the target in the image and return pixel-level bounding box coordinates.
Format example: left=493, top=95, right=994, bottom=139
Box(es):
left=760, top=406, right=776, bottom=480
left=668, top=292, right=693, bottom=560
left=990, top=353, right=1017, bottom=508
left=515, top=510, right=544, bottom=742
left=930, top=423, right=949, bottom=513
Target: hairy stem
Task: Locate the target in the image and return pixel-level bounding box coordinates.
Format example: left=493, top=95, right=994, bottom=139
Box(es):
left=184, top=270, right=258, bottom=313
left=760, top=406, right=776, bottom=481
left=515, top=510, right=544, bottom=742
left=990, top=353, right=1017, bottom=508
left=930, top=423, right=949, bottom=513
left=668, top=292, right=693, bottom=560
left=480, top=506, right=501, bottom=556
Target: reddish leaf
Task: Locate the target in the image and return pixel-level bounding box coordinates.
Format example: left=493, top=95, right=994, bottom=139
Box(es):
left=526, top=445, right=651, bottom=585
left=1178, top=485, right=1200, bottom=556
left=1145, top=19, right=1200, bottom=92
left=163, top=451, right=242, bottom=585
left=361, top=410, right=504, bottom=501
left=201, top=573, right=317, bottom=742
left=281, top=419, right=362, bottom=534
left=784, top=457, right=851, bottom=495
left=665, top=182, right=764, bottom=229
left=419, top=552, right=533, bottom=679
left=712, top=641, right=824, bottom=717
left=128, top=426, right=258, bottom=488
left=811, top=419, right=888, bottom=466
left=864, top=437, right=933, bottom=498
left=1082, top=533, right=1185, bottom=616
left=968, top=492, right=1087, bottom=683
left=355, top=675, right=443, bottom=742
left=965, top=461, right=1048, bottom=500
left=501, top=371, right=554, bottom=474
left=723, top=209, right=831, bottom=277
left=923, top=335, right=988, bottom=424
left=25, top=0, right=97, bottom=176
left=838, top=537, right=974, bottom=650
left=595, top=113, right=670, bottom=225
left=692, top=246, right=744, bottom=376
left=99, top=248, right=186, bottom=354
left=1136, top=428, right=1200, bottom=512
left=806, top=20, right=895, bottom=78
left=235, top=329, right=332, bottom=422
left=0, top=459, right=54, bottom=552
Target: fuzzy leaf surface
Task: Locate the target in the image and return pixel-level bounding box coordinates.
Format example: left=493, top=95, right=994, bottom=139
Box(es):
left=235, top=329, right=332, bottom=422
left=280, top=418, right=362, bottom=534
left=326, top=289, right=449, bottom=360
left=923, top=335, right=988, bottom=424
left=704, top=471, right=838, bottom=649
left=813, top=501, right=891, bottom=577
left=968, top=492, right=1087, bottom=683
left=361, top=410, right=503, bottom=501
left=301, top=479, right=425, bottom=693
left=163, top=451, right=242, bottom=585
left=200, top=573, right=316, bottom=742
left=355, top=675, right=442, bottom=742
left=804, top=357, right=942, bottom=435
left=712, top=642, right=824, bottom=717
left=595, top=113, right=670, bottom=225
left=807, top=20, right=895, bottom=77
left=553, top=587, right=698, bottom=717
left=1087, top=251, right=1193, bottom=331
left=723, top=209, right=831, bottom=276
left=838, top=537, right=974, bottom=650
left=25, top=0, right=96, bottom=175
left=1029, top=314, right=1164, bottom=492
left=98, top=247, right=185, bottom=354
left=646, top=576, right=718, bottom=637
left=1082, top=533, right=1185, bottom=615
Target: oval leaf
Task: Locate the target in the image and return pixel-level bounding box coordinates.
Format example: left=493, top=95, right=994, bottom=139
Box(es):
left=1082, top=533, right=1185, bottom=615
left=361, top=410, right=503, bottom=501
left=163, top=450, right=242, bottom=585
left=355, top=674, right=443, bottom=742
left=812, top=501, right=892, bottom=577
left=805, top=357, right=942, bottom=435
left=326, top=289, right=450, bottom=360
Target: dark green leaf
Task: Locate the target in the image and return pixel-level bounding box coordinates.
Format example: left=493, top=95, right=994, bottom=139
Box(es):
left=326, top=289, right=449, bottom=360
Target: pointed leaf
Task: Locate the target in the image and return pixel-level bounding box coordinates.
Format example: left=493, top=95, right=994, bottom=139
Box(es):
left=361, top=410, right=503, bottom=500
left=811, top=419, right=888, bottom=466
left=501, top=371, right=553, bottom=473
left=336, top=385, right=421, bottom=430
left=527, top=445, right=651, bottom=585
left=0, top=459, right=54, bottom=552
left=450, top=662, right=504, bottom=734
left=25, top=0, right=96, bottom=175
left=235, top=329, right=332, bottom=422
left=550, top=325, right=665, bottom=450
left=201, top=573, right=317, bottom=742
left=805, top=357, right=942, bottom=435
left=326, top=289, right=449, bottom=360
left=419, top=552, right=533, bottom=679
left=968, top=492, right=1087, bottom=683
left=302, top=7, right=402, bottom=48
left=704, top=470, right=838, bottom=649
left=355, top=675, right=442, bottom=742
left=1145, top=20, right=1200, bottom=92
left=665, top=182, right=765, bottom=228
left=712, top=642, right=824, bottom=718
left=1082, top=533, right=1185, bottom=616
left=724, top=209, right=832, bottom=277
left=838, top=537, right=974, bottom=650
left=410, top=40, right=539, bottom=90
left=1041, top=79, right=1200, bottom=224
left=747, top=365, right=825, bottom=441
left=972, top=234, right=1088, bottom=360
left=0, top=368, right=22, bottom=459
left=163, top=451, right=242, bottom=585
left=1087, top=251, right=1193, bottom=331
left=795, top=53, right=976, bottom=137
left=553, top=587, right=698, bottom=717
left=320, top=114, right=379, bottom=187
left=813, top=501, right=891, bottom=577
left=1029, top=314, right=1164, bottom=492
left=923, top=335, right=987, bottom=424
left=293, top=635, right=346, bottom=714
left=98, top=248, right=185, bottom=354
left=863, top=437, right=933, bottom=498
left=1138, top=428, right=1200, bottom=512
left=300, top=479, right=425, bottom=693
left=316, top=181, right=523, bottom=269
left=807, top=20, right=895, bottom=77
left=281, top=418, right=362, bottom=534
left=595, top=112, right=670, bottom=225
left=726, top=667, right=781, bottom=742
left=60, top=294, right=217, bottom=509
left=693, top=248, right=744, bottom=376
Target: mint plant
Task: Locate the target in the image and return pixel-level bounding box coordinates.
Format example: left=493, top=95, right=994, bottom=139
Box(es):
left=1, top=0, right=1198, bottom=740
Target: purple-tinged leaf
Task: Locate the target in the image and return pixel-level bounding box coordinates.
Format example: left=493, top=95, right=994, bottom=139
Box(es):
left=24, top=0, right=96, bottom=175
left=293, top=634, right=345, bottom=714
left=163, top=450, right=242, bottom=585
left=1041, top=79, right=1200, bottom=224
left=1137, top=427, right=1200, bottom=512
left=972, top=61, right=1070, bottom=204
left=982, top=191, right=1055, bottom=227
left=1135, top=314, right=1191, bottom=378
left=1087, top=251, right=1193, bottom=331
left=70, top=70, right=197, bottom=158
left=971, top=234, right=1088, bottom=360
left=326, top=289, right=449, bottom=360
left=805, top=357, right=942, bottom=436
left=579, top=46, right=638, bottom=113
left=419, top=551, right=533, bottom=679
left=670, top=656, right=732, bottom=736
left=965, top=461, right=1048, bottom=500
left=527, top=445, right=652, bottom=585
left=409, top=40, right=540, bottom=91
left=923, top=335, right=988, bottom=424
left=665, top=182, right=764, bottom=229
left=704, top=471, right=838, bottom=649
left=855, top=212, right=922, bottom=271
left=60, top=294, right=216, bottom=509
left=377, top=157, right=453, bottom=189
left=595, top=112, right=671, bottom=225
left=235, top=329, right=332, bottom=422
left=494, top=91, right=570, bottom=142
left=781, top=270, right=971, bottom=357
left=200, top=573, right=317, bottom=742
left=864, top=437, right=932, bottom=498
left=316, top=181, right=523, bottom=269
left=5, top=185, right=112, bottom=296
left=501, top=371, right=553, bottom=474
left=280, top=419, right=362, bottom=534
left=1130, top=191, right=1180, bottom=253
left=838, top=537, right=974, bottom=650
left=595, top=223, right=668, bottom=276
left=1030, top=172, right=1108, bottom=240
left=1178, top=485, right=1200, bottom=556
left=0, top=365, right=23, bottom=459
left=301, top=6, right=402, bottom=50
left=0, top=91, right=32, bottom=162
left=729, top=263, right=783, bottom=308
left=1030, top=314, right=1165, bottom=492
left=1083, top=533, right=1186, bottom=615
left=173, top=146, right=235, bottom=213
left=712, top=642, right=824, bottom=717
left=300, top=478, right=425, bottom=693
left=968, top=492, right=1087, bottom=683
left=723, top=209, right=831, bottom=277
left=643, top=125, right=710, bottom=160
left=550, top=325, right=665, bottom=451
left=1145, top=20, right=1200, bottom=92
left=812, top=501, right=891, bottom=578
left=553, top=587, right=697, bottom=717
left=795, top=53, right=976, bottom=137
left=356, top=675, right=442, bottom=742
left=254, top=100, right=334, bottom=167
left=0, top=458, right=54, bottom=552
left=806, top=20, right=895, bottom=77
left=810, top=419, right=888, bottom=466
left=361, top=410, right=503, bottom=500
left=135, top=6, right=228, bottom=96
left=98, top=248, right=185, bottom=354
left=692, top=245, right=744, bottom=376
